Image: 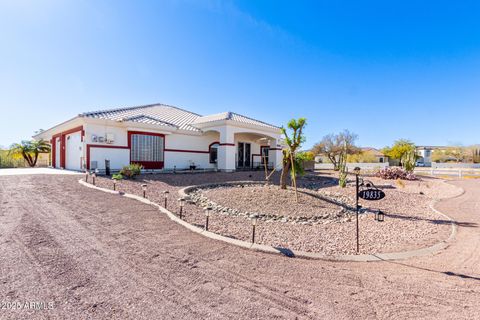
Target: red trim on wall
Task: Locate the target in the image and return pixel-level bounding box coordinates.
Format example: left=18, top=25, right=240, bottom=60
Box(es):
left=269, top=147, right=282, bottom=151
left=219, top=143, right=235, bottom=146
left=209, top=141, right=220, bottom=148
left=86, top=144, right=129, bottom=170
left=51, top=125, right=83, bottom=169
left=51, top=138, right=56, bottom=168
left=164, top=149, right=209, bottom=154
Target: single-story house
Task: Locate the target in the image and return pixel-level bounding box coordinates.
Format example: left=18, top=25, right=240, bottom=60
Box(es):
left=360, top=147, right=388, bottom=163
left=33, top=103, right=284, bottom=172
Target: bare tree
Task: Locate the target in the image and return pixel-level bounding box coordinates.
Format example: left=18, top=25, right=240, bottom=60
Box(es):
left=312, top=130, right=360, bottom=170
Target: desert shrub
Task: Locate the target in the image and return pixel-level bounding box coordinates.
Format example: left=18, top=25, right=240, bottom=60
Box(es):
left=396, top=179, right=405, bottom=188
left=112, top=173, right=123, bottom=180
left=376, top=167, right=417, bottom=180
left=120, top=163, right=143, bottom=179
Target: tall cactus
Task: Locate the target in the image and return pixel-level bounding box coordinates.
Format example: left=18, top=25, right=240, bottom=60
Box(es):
left=402, top=149, right=417, bottom=172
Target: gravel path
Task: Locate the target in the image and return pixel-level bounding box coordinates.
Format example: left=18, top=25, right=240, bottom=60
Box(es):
left=0, top=175, right=479, bottom=319
left=93, top=172, right=461, bottom=255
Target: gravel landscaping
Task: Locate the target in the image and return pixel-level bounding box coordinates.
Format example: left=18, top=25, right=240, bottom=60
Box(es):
left=92, top=171, right=463, bottom=255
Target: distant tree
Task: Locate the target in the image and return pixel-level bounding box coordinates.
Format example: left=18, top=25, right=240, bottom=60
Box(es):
left=432, top=146, right=468, bottom=163
left=9, top=139, right=51, bottom=167
left=280, top=118, right=307, bottom=201
left=382, top=139, right=416, bottom=167
left=311, top=130, right=360, bottom=170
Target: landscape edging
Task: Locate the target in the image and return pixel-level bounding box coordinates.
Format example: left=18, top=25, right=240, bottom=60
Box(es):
left=79, top=179, right=462, bottom=262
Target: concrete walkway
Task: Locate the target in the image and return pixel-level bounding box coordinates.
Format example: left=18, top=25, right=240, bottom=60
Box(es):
left=0, top=167, right=82, bottom=176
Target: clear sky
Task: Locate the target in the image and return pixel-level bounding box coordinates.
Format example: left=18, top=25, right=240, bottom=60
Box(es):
left=1, top=0, right=479, bottom=149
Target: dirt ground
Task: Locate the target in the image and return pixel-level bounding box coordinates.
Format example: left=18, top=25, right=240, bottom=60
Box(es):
left=0, top=174, right=479, bottom=319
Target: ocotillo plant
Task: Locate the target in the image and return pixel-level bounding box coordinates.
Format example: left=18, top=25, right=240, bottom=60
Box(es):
left=338, top=141, right=348, bottom=188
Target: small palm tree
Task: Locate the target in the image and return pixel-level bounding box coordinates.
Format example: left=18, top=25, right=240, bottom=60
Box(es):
left=9, top=139, right=51, bottom=167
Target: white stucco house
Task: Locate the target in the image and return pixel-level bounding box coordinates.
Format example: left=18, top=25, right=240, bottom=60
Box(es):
left=33, top=103, right=284, bottom=172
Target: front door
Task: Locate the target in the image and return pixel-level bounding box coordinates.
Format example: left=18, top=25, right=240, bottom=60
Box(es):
left=237, top=142, right=251, bottom=168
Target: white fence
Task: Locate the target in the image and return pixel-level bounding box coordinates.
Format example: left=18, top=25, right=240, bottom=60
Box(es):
left=415, top=167, right=480, bottom=178
left=431, top=163, right=480, bottom=169
left=315, top=162, right=389, bottom=171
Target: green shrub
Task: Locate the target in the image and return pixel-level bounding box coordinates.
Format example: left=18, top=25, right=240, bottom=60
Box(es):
left=112, top=173, right=123, bottom=180
left=120, top=163, right=143, bottom=179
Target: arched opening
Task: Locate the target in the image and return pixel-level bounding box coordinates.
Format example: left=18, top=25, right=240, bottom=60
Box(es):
left=209, top=142, right=219, bottom=164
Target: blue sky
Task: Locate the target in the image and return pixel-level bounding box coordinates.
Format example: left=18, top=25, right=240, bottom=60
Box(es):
left=1, top=0, right=479, bottom=149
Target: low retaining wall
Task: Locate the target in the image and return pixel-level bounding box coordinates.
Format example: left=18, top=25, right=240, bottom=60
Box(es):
left=78, top=179, right=460, bottom=262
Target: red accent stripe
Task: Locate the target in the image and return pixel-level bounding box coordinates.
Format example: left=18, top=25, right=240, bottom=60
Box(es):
left=219, top=143, right=235, bottom=146
left=165, top=149, right=209, bottom=154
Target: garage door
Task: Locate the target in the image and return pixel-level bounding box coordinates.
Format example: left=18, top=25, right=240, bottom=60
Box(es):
left=65, top=132, right=82, bottom=171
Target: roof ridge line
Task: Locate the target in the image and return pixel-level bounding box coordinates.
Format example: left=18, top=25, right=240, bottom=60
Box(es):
left=121, top=114, right=179, bottom=127
left=229, top=111, right=280, bottom=129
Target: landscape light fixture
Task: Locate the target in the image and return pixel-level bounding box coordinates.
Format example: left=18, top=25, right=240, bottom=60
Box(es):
left=142, top=184, right=147, bottom=198
left=353, top=167, right=361, bottom=176
left=92, top=172, right=96, bottom=186
left=178, top=198, right=185, bottom=219
left=112, top=178, right=116, bottom=191
left=251, top=218, right=258, bottom=244
left=376, top=210, right=385, bottom=222
left=163, top=190, right=170, bottom=208
left=85, top=171, right=89, bottom=182
left=205, top=207, right=212, bottom=231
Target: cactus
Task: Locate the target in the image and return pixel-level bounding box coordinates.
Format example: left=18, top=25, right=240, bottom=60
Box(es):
left=338, top=141, right=348, bottom=188
left=401, top=149, right=416, bottom=172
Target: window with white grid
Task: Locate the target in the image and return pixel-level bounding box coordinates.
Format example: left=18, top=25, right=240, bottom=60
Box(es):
left=130, top=134, right=164, bottom=162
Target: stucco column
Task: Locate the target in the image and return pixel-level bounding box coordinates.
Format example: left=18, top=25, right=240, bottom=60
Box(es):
left=217, top=127, right=236, bottom=172
left=268, top=138, right=284, bottom=171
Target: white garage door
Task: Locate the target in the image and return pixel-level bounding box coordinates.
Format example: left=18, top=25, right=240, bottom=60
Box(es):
left=65, top=132, right=82, bottom=171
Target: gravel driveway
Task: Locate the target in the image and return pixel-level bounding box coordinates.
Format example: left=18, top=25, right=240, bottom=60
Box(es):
left=0, top=175, right=479, bottom=319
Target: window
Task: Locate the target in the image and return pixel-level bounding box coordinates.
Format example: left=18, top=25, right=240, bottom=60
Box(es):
left=130, top=134, right=164, bottom=162
left=209, top=143, right=219, bottom=163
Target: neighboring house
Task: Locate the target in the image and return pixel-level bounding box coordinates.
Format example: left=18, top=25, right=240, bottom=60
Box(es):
left=416, top=146, right=447, bottom=166
left=359, top=147, right=388, bottom=163
left=33, top=103, right=284, bottom=172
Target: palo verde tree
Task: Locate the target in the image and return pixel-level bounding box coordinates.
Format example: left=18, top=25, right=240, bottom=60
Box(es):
left=9, top=139, right=51, bottom=167
left=311, top=130, right=360, bottom=170
left=382, top=139, right=416, bottom=169
left=280, top=118, right=307, bottom=201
